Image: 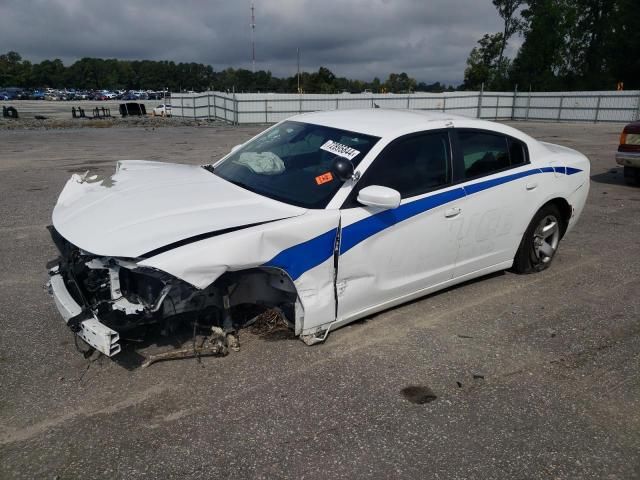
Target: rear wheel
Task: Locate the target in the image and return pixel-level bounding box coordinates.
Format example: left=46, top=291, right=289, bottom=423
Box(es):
left=513, top=204, right=564, bottom=274
left=624, top=166, right=640, bottom=186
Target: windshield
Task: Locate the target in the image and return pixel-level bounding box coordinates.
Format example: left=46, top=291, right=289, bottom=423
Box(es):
left=211, top=121, right=379, bottom=209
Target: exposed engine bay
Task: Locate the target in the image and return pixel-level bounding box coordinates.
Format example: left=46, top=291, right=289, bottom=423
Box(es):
left=47, top=226, right=298, bottom=357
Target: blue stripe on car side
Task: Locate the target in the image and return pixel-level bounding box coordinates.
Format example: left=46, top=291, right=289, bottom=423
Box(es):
left=462, top=168, right=541, bottom=195
left=340, top=187, right=465, bottom=254
left=263, top=228, right=338, bottom=280
left=262, top=166, right=582, bottom=279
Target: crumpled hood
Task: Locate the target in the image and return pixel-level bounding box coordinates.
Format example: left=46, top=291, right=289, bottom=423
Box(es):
left=52, top=160, right=306, bottom=258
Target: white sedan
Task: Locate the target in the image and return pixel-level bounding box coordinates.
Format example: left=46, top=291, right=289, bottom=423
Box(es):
left=47, top=110, right=590, bottom=356
left=152, top=104, right=171, bottom=116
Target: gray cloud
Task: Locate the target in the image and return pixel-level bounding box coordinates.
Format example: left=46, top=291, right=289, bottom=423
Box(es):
left=0, top=0, right=508, bottom=85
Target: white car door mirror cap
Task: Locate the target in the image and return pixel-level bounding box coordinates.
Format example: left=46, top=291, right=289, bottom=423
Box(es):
left=357, top=185, right=401, bottom=209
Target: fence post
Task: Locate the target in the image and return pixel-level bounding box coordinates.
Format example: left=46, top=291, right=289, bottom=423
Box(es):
left=180, top=95, right=184, bottom=118
left=233, top=92, right=238, bottom=125
left=265, top=99, right=268, bottom=123
left=511, top=85, right=517, bottom=120
left=557, top=95, right=563, bottom=121
left=299, top=95, right=302, bottom=114
left=495, top=95, right=499, bottom=120
left=442, top=96, right=446, bottom=113
left=193, top=96, right=196, bottom=119
left=525, top=87, right=531, bottom=121
left=207, top=94, right=211, bottom=120
left=477, top=83, right=484, bottom=119
left=336, top=98, right=339, bottom=110
left=213, top=94, right=218, bottom=120
left=594, top=94, right=601, bottom=123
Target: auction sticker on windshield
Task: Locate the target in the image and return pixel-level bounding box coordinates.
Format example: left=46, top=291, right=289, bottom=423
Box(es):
left=315, top=172, right=334, bottom=185
left=320, top=140, right=360, bottom=161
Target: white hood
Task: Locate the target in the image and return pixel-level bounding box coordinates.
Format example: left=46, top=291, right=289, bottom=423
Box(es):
left=52, top=160, right=306, bottom=258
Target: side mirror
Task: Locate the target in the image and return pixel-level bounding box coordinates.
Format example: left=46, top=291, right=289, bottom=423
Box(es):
left=231, top=144, right=243, bottom=153
left=332, top=157, right=354, bottom=181
left=357, top=185, right=401, bottom=209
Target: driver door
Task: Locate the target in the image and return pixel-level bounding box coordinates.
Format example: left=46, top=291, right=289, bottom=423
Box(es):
left=336, top=130, right=465, bottom=324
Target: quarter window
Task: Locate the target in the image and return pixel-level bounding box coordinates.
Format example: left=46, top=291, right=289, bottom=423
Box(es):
left=356, top=132, right=451, bottom=199
left=508, top=137, right=527, bottom=166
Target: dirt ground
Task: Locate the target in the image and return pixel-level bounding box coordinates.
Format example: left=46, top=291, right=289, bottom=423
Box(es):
left=0, top=120, right=638, bottom=479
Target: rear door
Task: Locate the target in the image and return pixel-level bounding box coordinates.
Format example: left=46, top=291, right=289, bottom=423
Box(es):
left=451, top=129, right=541, bottom=278
left=336, top=129, right=465, bottom=323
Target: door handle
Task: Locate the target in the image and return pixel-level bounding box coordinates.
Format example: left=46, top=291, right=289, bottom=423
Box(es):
left=526, top=183, right=538, bottom=191
left=444, top=207, right=461, bottom=218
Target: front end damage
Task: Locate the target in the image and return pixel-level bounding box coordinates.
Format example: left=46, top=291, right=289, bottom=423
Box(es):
left=46, top=226, right=299, bottom=357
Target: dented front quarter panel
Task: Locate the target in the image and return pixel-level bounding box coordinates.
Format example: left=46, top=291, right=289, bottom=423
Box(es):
left=139, top=210, right=341, bottom=336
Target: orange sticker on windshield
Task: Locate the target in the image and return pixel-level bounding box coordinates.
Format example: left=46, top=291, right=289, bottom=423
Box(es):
left=315, top=172, right=334, bottom=185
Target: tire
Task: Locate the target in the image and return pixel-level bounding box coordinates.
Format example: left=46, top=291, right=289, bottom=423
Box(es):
left=624, top=166, right=640, bottom=186
left=513, top=204, right=564, bottom=274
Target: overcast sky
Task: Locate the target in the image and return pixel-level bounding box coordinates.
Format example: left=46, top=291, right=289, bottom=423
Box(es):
left=0, top=0, right=511, bottom=85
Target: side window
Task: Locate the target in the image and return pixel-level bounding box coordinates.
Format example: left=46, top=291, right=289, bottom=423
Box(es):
left=459, top=131, right=510, bottom=178
left=508, top=137, right=527, bottom=166
left=357, top=131, right=451, bottom=199
left=458, top=131, right=529, bottom=179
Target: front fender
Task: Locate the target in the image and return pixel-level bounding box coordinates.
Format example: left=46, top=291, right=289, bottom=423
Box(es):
left=139, top=210, right=340, bottom=334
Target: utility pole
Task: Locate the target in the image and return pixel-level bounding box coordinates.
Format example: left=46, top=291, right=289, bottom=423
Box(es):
left=250, top=3, right=256, bottom=74
left=297, top=48, right=300, bottom=93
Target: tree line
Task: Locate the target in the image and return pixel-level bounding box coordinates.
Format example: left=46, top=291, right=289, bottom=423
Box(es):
left=464, top=0, right=639, bottom=91
left=0, top=52, right=456, bottom=94
left=3, top=0, right=636, bottom=94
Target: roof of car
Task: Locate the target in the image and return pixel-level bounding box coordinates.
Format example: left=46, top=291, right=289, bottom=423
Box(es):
left=291, top=109, right=456, bottom=137
left=290, top=108, right=542, bottom=151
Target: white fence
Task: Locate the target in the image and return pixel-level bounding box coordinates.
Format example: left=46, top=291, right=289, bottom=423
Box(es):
left=170, top=90, right=640, bottom=125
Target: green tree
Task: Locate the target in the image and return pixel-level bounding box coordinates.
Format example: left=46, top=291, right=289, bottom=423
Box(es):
left=562, top=0, right=618, bottom=89
left=463, top=33, right=507, bottom=90
left=606, top=0, right=640, bottom=89
left=509, top=0, right=568, bottom=90
left=383, top=72, right=416, bottom=93
left=31, top=59, right=65, bottom=87
left=0, top=51, right=31, bottom=86
left=493, top=0, right=525, bottom=68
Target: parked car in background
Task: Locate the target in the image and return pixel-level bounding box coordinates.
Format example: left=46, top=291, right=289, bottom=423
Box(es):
left=0, top=88, right=22, bottom=100
left=46, top=110, right=590, bottom=357
left=147, top=91, right=166, bottom=100
left=616, top=121, right=640, bottom=185
left=152, top=104, right=171, bottom=116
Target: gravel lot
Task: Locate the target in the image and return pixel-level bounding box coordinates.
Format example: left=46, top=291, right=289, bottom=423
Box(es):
left=0, top=120, right=638, bottom=479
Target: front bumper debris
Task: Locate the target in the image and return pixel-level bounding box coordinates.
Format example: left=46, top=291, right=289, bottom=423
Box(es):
left=47, top=272, right=121, bottom=356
